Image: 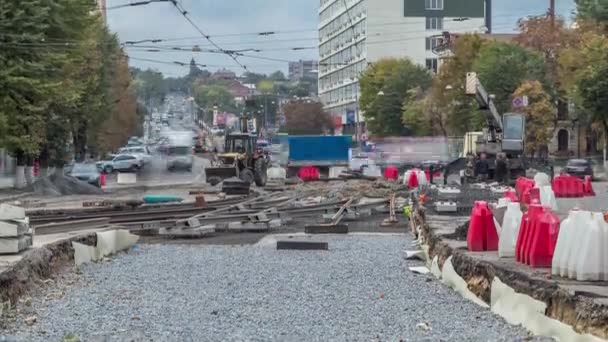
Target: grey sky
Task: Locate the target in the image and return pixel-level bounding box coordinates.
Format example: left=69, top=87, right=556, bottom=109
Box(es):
left=106, top=0, right=575, bottom=77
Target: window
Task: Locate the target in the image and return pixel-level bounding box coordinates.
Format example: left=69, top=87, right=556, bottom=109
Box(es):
left=425, top=37, right=441, bottom=50
left=425, top=58, right=438, bottom=74
left=426, top=17, right=443, bottom=30
left=425, top=0, right=443, bottom=10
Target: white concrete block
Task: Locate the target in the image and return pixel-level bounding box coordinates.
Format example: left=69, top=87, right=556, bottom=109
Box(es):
left=0, top=221, right=29, bottom=238
left=0, top=235, right=32, bottom=254
left=329, top=166, right=347, bottom=178
left=117, top=173, right=137, bottom=184
left=0, top=204, right=25, bottom=221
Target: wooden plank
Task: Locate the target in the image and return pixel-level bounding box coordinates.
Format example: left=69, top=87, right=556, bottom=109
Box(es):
left=304, top=224, right=348, bottom=234
left=276, top=240, right=328, bottom=251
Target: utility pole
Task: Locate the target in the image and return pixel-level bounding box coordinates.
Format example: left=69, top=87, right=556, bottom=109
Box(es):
left=549, top=0, right=555, bottom=26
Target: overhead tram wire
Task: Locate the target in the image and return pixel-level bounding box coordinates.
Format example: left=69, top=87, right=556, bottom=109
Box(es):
left=168, top=0, right=248, bottom=71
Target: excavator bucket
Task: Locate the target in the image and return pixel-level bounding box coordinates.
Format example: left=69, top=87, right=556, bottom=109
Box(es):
left=205, top=166, right=238, bottom=184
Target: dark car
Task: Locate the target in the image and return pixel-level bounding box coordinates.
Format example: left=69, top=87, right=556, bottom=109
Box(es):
left=565, top=159, right=594, bottom=179
left=68, top=163, right=102, bottom=187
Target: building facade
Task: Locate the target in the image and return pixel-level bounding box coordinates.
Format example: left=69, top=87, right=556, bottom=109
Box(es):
left=318, top=0, right=490, bottom=135
left=288, top=60, right=320, bottom=81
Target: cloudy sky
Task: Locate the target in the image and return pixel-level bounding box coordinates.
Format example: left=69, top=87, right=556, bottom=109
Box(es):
left=106, top=0, right=576, bottom=77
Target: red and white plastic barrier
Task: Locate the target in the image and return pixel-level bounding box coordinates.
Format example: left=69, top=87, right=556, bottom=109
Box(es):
left=552, top=174, right=592, bottom=198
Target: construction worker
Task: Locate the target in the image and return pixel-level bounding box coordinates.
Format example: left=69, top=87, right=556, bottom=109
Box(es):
left=475, top=153, right=489, bottom=182
left=495, top=153, right=508, bottom=184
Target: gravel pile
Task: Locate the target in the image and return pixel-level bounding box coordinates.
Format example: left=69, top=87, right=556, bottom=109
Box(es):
left=6, top=235, right=538, bottom=341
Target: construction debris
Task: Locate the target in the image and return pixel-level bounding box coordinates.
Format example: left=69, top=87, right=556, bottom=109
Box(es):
left=25, top=173, right=103, bottom=196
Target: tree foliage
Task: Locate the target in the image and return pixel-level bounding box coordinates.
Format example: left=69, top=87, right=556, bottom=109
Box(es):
left=281, top=101, right=332, bottom=135
left=194, top=84, right=236, bottom=113
left=473, top=41, right=548, bottom=114
left=512, top=81, right=555, bottom=155
left=359, top=58, right=432, bottom=137
left=0, top=0, right=142, bottom=172
left=426, top=34, right=486, bottom=135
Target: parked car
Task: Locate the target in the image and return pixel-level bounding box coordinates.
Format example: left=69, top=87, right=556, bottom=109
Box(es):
left=118, top=146, right=150, bottom=166
left=102, top=154, right=141, bottom=173
left=565, top=159, right=594, bottom=179
left=67, top=163, right=102, bottom=187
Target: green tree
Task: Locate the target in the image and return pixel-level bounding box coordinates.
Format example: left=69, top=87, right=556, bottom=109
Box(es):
left=473, top=41, right=548, bottom=115
left=194, top=84, right=236, bottom=113
left=359, top=58, right=432, bottom=136
left=576, top=0, right=608, bottom=27
left=560, top=28, right=608, bottom=150
left=243, top=72, right=266, bottom=85
left=428, top=34, right=486, bottom=135
left=512, top=81, right=556, bottom=155
left=268, top=71, right=286, bottom=82
left=281, top=100, right=332, bottom=135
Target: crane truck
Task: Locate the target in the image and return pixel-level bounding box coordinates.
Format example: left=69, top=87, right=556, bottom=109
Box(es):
left=443, top=72, right=545, bottom=183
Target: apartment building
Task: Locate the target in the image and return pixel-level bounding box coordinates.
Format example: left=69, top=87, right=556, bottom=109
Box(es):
left=318, top=0, right=491, bottom=135
left=288, top=60, right=320, bottom=81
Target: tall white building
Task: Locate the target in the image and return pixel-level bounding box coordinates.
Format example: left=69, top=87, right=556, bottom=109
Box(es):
left=318, top=0, right=491, bottom=135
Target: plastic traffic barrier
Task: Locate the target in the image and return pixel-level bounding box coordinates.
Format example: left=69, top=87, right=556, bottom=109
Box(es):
left=583, top=175, right=595, bottom=196
left=515, top=177, right=535, bottom=198
left=100, top=173, right=106, bottom=187
left=552, top=175, right=585, bottom=198
left=527, top=208, right=560, bottom=268
left=416, top=170, right=428, bottom=187
left=533, top=172, right=551, bottom=187
left=297, top=166, right=320, bottom=181
left=383, top=166, right=399, bottom=181
left=403, top=169, right=419, bottom=188
left=467, top=201, right=499, bottom=252
left=515, top=204, right=543, bottom=263
left=552, top=210, right=588, bottom=278
left=498, top=202, right=523, bottom=258
left=538, top=185, right=558, bottom=211
left=520, top=204, right=546, bottom=265
left=574, top=212, right=608, bottom=280
left=503, top=189, right=518, bottom=203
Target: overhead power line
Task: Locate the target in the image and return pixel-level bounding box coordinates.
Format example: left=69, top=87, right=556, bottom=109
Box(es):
left=169, top=0, right=248, bottom=71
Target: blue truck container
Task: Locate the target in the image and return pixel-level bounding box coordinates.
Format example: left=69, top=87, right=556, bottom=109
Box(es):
left=285, top=135, right=352, bottom=177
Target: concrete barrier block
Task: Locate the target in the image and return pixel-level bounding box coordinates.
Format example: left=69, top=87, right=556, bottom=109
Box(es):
left=0, top=221, right=29, bottom=238
left=0, top=204, right=25, bottom=221
left=0, top=235, right=32, bottom=254
left=117, top=173, right=137, bottom=184
left=329, top=166, right=347, bottom=178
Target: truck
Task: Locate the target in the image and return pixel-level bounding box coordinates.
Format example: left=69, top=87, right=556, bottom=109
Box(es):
left=285, top=135, right=352, bottom=177
left=442, top=72, right=550, bottom=183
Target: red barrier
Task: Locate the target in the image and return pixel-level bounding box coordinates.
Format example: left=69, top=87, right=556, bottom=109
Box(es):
left=384, top=166, right=399, bottom=181
left=516, top=204, right=543, bottom=262
left=467, top=201, right=499, bottom=252
left=298, top=166, right=320, bottom=181
left=583, top=175, right=595, bottom=196
left=504, top=189, right=519, bottom=203
left=424, top=169, right=441, bottom=181
left=516, top=177, right=534, bottom=198
left=552, top=175, right=585, bottom=198
left=519, top=204, right=544, bottom=264
left=100, top=173, right=106, bottom=187
left=528, top=187, right=541, bottom=205
left=527, top=208, right=561, bottom=268
left=407, top=169, right=419, bottom=188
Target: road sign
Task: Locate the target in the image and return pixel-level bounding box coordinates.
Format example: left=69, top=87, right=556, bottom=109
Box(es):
left=512, top=96, right=529, bottom=108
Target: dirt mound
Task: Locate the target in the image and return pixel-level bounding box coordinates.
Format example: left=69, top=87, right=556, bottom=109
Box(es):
left=295, top=179, right=409, bottom=200
left=25, top=174, right=104, bottom=196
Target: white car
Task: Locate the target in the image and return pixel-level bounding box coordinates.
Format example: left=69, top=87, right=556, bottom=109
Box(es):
left=118, top=146, right=151, bottom=166
left=103, top=154, right=141, bottom=173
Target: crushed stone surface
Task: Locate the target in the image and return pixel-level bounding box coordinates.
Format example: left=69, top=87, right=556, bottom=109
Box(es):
left=3, top=235, right=540, bottom=341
